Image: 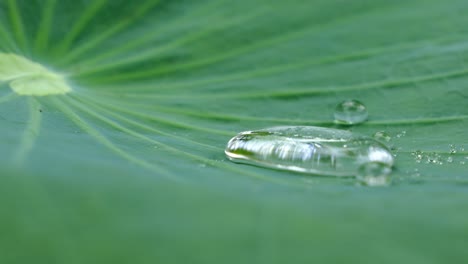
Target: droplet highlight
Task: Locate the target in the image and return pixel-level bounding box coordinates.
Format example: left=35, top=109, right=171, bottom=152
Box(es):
left=357, top=162, right=392, bottom=186
left=449, top=144, right=457, bottom=154
left=225, top=126, right=394, bottom=177
left=334, top=99, right=368, bottom=125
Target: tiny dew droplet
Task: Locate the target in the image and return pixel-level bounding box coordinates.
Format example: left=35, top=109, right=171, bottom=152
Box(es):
left=396, top=130, right=406, bottom=138
left=356, top=162, right=392, bottom=186
left=411, top=168, right=421, bottom=177
left=334, top=99, right=368, bottom=125
left=373, top=131, right=391, bottom=142
left=449, top=144, right=457, bottom=154
left=225, top=126, right=394, bottom=178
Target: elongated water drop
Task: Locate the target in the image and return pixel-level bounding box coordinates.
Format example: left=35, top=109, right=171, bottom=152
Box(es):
left=225, top=126, right=393, bottom=177
left=334, top=99, right=368, bottom=125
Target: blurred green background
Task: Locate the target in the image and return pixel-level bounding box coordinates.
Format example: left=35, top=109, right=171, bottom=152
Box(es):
left=0, top=0, right=467, bottom=263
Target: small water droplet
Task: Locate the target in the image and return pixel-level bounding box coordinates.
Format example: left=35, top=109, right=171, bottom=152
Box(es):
left=396, top=130, right=406, bottom=138
left=225, top=126, right=394, bottom=177
left=412, top=150, right=423, bottom=163
left=356, top=162, right=392, bottom=186
left=461, top=161, right=466, bottom=165
left=447, top=156, right=454, bottom=163
left=334, top=100, right=368, bottom=125
left=449, top=144, right=457, bottom=154
left=373, top=131, right=391, bottom=142
left=411, top=168, right=421, bottom=177
left=425, top=152, right=442, bottom=164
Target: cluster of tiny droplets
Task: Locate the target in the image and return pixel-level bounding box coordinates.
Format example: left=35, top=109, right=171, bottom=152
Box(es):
left=410, top=151, right=444, bottom=165
left=449, top=144, right=457, bottom=154
left=449, top=144, right=467, bottom=165
left=405, top=168, right=421, bottom=178
left=412, top=150, right=424, bottom=164
left=395, top=130, right=406, bottom=138
left=385, top=130, right=407, bottom=153
left=411, top=144, right=467, bottom=166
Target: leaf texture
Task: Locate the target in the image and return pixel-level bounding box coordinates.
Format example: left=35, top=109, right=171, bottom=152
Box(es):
left=0, top=0, right=467, bottom=263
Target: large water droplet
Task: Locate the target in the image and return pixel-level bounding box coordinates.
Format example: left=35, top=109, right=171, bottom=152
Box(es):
left=225, top=126, right=394, bottom=177
left=334, top=100, right=368, bottom=125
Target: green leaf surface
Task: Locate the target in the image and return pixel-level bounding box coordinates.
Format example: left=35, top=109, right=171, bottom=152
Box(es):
left=1, top=0, right=467, bottom=263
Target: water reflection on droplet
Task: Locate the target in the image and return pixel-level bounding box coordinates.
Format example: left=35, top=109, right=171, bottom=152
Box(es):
left=356, top=162, right=392, bottom=186
left=334, top=100, right=368, bottom=125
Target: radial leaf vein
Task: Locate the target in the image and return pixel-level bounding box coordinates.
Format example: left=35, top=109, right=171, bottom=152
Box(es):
left=138, top=37, right=468, bottom=92
left=79, top=91, right=233, bottom=136
left=52, top=97, right=175, bottom=179
left=55, top=0, right=109, bottom=55
left=71, top=9, right=265, bottom=76
left=7, top=0, right=28, bottom=51
left=94, top=98, right=335, bottom=126
left=13, top=97, right=42, bottom=165
left=59, top=0, right=162, bottom=65
left=87, top=92, right=468, bottom=126
left=71, top=94, right=221, bottom=152
left=117, top=66, right=468, bottom=100
left=91, top=5, right=408, bottom=81
left=68, top=0, right=227, bottom=70
left=67, top=95, right=305, bottom=186
left=34, top=0, right=58, bottom=53
left=67, top=96, right=216, bottom=160
left=0, top=23, right=17, bottom=52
